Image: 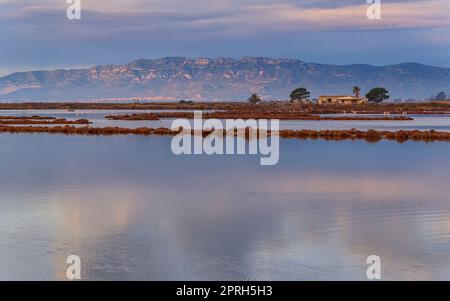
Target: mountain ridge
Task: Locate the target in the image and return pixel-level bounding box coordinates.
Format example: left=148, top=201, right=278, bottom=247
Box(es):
left=1, top=57, right=449, bottom=101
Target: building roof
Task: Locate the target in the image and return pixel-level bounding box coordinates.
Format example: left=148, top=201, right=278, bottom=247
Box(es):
left=319, top=95, right=357, bottom=99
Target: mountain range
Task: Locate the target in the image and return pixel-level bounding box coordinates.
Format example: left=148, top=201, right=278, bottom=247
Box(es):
left=1, top=57, right=449, bottom=101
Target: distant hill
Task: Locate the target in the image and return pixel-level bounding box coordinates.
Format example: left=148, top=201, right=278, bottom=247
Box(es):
left=1, top=57, right=450, bottom=101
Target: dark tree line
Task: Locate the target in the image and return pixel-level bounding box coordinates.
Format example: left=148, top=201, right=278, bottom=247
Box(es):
left=247, top=86, right=391, bottom=104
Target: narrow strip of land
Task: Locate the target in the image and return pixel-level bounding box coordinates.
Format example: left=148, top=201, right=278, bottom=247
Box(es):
left=0, top=118, right=90, bottom=125
left=1, top=125, right=450, bottom=142
left=1, top=102, right=450, bottom=115
left=0, top=115, right=56, bottom=120
left=106, top=112, right=413, bottom=121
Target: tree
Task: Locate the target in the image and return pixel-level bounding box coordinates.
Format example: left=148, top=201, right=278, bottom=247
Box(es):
left=353, top=86, right=361, bottom=99
left=290, top=87, right=310, bottom=102
left=179, top=100, right=194, bottom=104
left=434, top=91, right=447, bottom=101
left=366, top=87, right=389, bottom=103
left=248, top=93, right=262, bottom=104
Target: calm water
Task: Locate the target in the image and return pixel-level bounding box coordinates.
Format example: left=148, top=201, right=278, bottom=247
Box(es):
left=1, top=134, right=450, bottom=280
left=2, top=110, right=450, bottom=131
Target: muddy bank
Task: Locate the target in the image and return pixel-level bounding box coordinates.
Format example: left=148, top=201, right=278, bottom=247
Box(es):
left=0, top=115, right=56, bottom=120
left=0, top=125, right=170, bottom=136
left=1, top=102, right=450, bottom=115
left=106, top=113, right=160, bottom=120
left=277, top=129, right=450, bottom=142
left=106, top=112, right=414, bottom=121
left=0, top=102, right=250, bottom=111
left=1, top=125, right=450, bottom=142
left=0, top=118, right=90, bottom=125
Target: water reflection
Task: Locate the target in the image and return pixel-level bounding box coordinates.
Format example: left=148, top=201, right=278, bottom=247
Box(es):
left=0, top=135, right=450, bottom=280
left=2, top=110, right=450, bottom=131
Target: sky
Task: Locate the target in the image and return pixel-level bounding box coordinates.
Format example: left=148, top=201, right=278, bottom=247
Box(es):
left=1, top=0, right=450, bottom=76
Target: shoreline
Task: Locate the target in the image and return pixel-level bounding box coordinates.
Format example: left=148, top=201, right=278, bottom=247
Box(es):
left=1, top=102, right=450, bottom=115
left=1, top=125, right=450, bottom=142
left=106, top=112, right=414, bottom=121
left=0, top=118, right=90, bottom=125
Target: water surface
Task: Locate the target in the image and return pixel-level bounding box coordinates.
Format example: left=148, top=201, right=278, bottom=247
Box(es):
left=1, top=134, right=450, bottom=280
left=2, top=110, right=450, bottom=131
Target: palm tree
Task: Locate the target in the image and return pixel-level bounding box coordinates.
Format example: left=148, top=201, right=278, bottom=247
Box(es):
left=353, top=86, right=361, bottom=99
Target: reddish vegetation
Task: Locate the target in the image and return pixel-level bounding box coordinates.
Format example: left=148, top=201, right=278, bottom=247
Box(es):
left=1, top=125, right=450, bottom=142
left=276, top=129, right=450, bottom=143
left=2, top=103, right=449, bottom=143
left=309, top=116, right=413, bottom=121
left=0, top=115, right=56, bottom=120
left=1, top=101, right=450, bottom=115
left=106, top=111, right=414, bottom=121
left=0, top=125, right=170, bottom=136
left=0, top=118, right=90, bottom=125
left=106, top=113, right=160, bottom=120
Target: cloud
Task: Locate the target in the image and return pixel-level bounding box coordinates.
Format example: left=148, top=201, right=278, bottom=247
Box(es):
left=1, top=0, right=450, bottom=71
left=3, top=0, right=450, bottom=35
left=189, top=0, right=450, bottom=32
